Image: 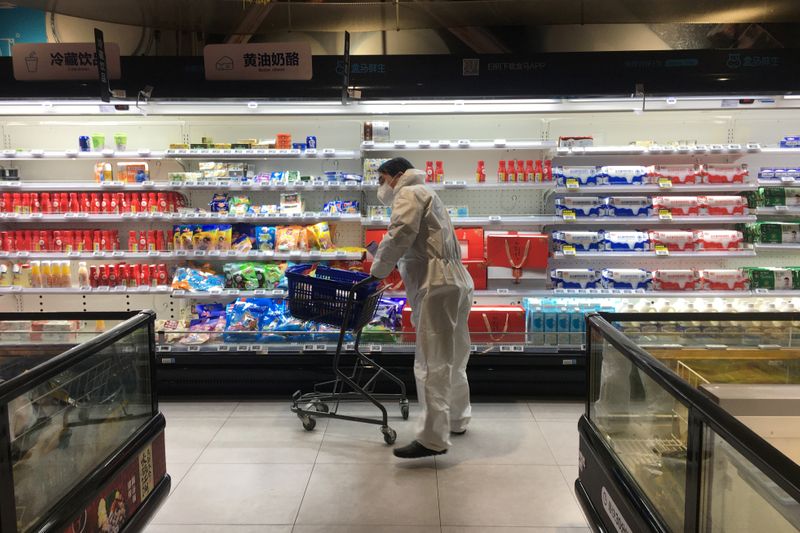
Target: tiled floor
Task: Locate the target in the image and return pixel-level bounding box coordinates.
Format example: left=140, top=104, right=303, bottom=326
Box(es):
left=146, top=400, right=589, bottom=533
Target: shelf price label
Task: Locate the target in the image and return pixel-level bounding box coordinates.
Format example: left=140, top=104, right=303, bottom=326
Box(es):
left=561, top=245, right=577, bottom=256
left=565, top=178, right=580, bottom=190
left=658, top=209, right=673, bottom=220
left=488, top=215, right=502, bottom=223
left=187, top=345, right=201, bottom=352
left=370, top=216, right=385, bottom=223
left=499, top=345, right=524, bottom=353
left=443, top=180, right=467, bottom=188
left=237, top=344, right=251, bottom=352
left=654, top=245, right=670, bottom=256
left=250, top=344, right=266, bottom=352
left=754, top=288, right=769, bottom=295
left=303, top=344, right=327, bottom=352
left=367, top=344, right=383, bottom=352
left=496, top=288, right=510, bottom=295
left=561, top=210, right=577, bottom=221
left=657, top=178, right=673, bottom=189
left=216, top=345, right=230, bottom=352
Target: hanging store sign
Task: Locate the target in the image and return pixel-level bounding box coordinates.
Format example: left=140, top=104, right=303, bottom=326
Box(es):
left=11, top=42, right=121, bottom=81
left=203, top=42, right=313, bottom=81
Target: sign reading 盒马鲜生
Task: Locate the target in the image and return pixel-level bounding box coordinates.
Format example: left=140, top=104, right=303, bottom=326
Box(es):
left=12, top=42, right=121, bottom=80
left=203, top=43, right=312, bottom=81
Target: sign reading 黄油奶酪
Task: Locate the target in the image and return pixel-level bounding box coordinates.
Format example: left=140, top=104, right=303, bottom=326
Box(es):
left=203, top=43, right=312, bottom=80
left=11, top=42, right=121, bottom=80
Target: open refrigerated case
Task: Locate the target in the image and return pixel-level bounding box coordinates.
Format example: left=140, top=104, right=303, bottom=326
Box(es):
left=5, top=94, right=800, bottom=394
left=0, top=310, right=168, bottom=533
left=577, top=311, right=800, bottom=532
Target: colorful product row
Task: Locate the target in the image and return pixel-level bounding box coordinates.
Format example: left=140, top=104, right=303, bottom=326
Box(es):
left=555, top=195, right=747, bottom=218
left=553, top=230, right=745, bottom=252
left=85, top=263, right=170, bottom=288
left=550, top=268, right=752, bottom=291
left=0, top=229, right=120, bottom=252
left=492, top=159, right=553, bottom=183
left=555, top=164, right=748, bottom=186
left=172, top=223, right=335, bottom=253
left=0, top=192, right=187, bottom=214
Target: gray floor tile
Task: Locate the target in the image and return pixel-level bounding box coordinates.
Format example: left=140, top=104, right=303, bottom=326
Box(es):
left=316, top=419, right=433, bottom=465
left=296, top=463, right=439, bottom=526
left=164, top=417, right=228, bottom=463
left=231, top=401, right=297, bottom=417
left=436, top=419, right=556, bottom=467
left=438, top=465, right=586, bottom=528
left=147, top=527, right=291, bottom=533
left=469, top=402, right=536, bottom=419
left=160, top=401, right=238, bottom=418
left=154, top=463, right=312, bottom=525
left=442, top=528, right=590, bottom=533
left=166, top=463, right=192, bottom=494
left=294, top=527, right=440, bottom=533
left=529, top=401, right=586, bottom=422
left=538, top=421, right=580, bottom=466
left=560, top=464, right=580, bottom=487
left=197, top=416, right=326, bottom=464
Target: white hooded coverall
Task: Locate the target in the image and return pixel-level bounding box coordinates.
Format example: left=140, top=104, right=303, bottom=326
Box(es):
left=370, top=169, right=474, bottom=451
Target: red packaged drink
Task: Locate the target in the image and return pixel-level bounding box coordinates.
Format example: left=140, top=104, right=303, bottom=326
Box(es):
left=117, top=263, right=128, bottom=286
left=514, top=160, right=524, bottom=183
left=69, top=193, right=80, bottom=213
left=146, top=231, right=156, bottom=251
left=63, top=231, right=74, bottom=253
left=30, top=193, right=40, bottom=213
left=108, top=264, right=118, bottom=287
left=132, top=264, right=141, bottom=287
left=59, top=193, right=68, bottom=213
left=39, top=193, right=50, bottom=213
left=90, top=193, right=101, bottom=214
left=89, top=266, right=99, bottom=288
left=425, top=161, right=434, bottom=183
left=116, top=192, right=125, bottom=213
left=98, top=264, right=108, bottom=286
left=20, top=193, right=30, bottom=214
left=11, top=193, right=21, bottom=213
left=475, top=161, right=486, bottom=183
left=92, top=230, right=102, bottom=252
left=52, top=231, right=63, bottom=252
left=148, top=264, right=157, bottom=286
left=79, top=230, right=89, bottom=252
left=37, top=231, right=49, bottom=252
left=101, top=193, right=111, bottom=213
left=155, top=230, right=165, bottom=251
left=525, top=160, right=534, bottom=182
left=435, top=161, right=444, bottom=183
left=140, top=263, right=150, bottom=286
left=0, top=193, right=9, bottom=212
left=534, top=160, right=544, bottom=182
left=138, top=232, right=147, bottom=252
left=80, top=193, right=91, bottom=213
left=544, top=160, right=553, bottom=181
left=0, top=232, right=8, bottom=251
left=101, top=230, right=112, bottom=251
left=148, top=193, right=157, bottom=213
left=157, top=264, right=168, bottom=286
left=157, top=193, right=167, bottom=213
left=497, top=161, right=507, bottom=182
left=166, top=193, right=175, bottom=213
left=113, top=231, right=120, bottom=251
left=129, top=230, right=137, bottom=251
left=507, top=160, right=516, bottom=182
left=24, top=230, right=33, bottom=251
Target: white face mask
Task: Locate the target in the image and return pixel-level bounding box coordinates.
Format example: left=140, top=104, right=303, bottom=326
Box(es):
left=377, top=182, right=395, bottom=205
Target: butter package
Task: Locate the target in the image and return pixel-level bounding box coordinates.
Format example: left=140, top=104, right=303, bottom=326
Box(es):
left=601, top=231, right=650, bottom=252
left=694, top=230, right=743, bottom=251
left=652, top=269, right=699, bottom=291
left=752, top=222, right=800, bottom=244
left=648, top=230, right=696, bottom=252
left=601, top=268, right=652, bottom=290
left=550, top=269, right=601, bottom=289
left=600, top=166, right=648, bottom=185
left=648, top=164, right=701, bottom=185
left=700, top=269, right=749, bottom=291
left=555, top=197, right=604, bottom=217
left=702, top=195, right=748, bottom=216
left=552, top=231, right=603, bottom=252
left=652, top=196, right=701, bottom=216
left=703, top=164, right=748, bottom=184
left=553, top=166, right=602, bottom=187
left=604, top=196, right=652, bottom=217
left=746, top=267, right=800, bottom=290
left=762, top=187, right=800, bottom=207
left=759, top=167, right=800, bottom=181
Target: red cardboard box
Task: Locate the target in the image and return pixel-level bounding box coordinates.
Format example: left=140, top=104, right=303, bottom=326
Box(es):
left=463, top=259, right=487, bottom=290
left=402, top=304, right=525, bottom=344
left=486, top=231, right=549, bottom=271
left=454, top=227, right=485, bottom=260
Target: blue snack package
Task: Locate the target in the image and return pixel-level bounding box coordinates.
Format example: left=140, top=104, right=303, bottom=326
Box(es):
left=256, top=226, right=277, bottom=251
left=210, top=193, right=229, bottom=213
left=196, top=303, right=225, bottom=319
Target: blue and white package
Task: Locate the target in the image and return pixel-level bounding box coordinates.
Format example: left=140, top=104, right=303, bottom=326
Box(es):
left=780, top=136, right=800, bottom=148
left=552, top=231, right=603, bottom=251
left=553, top=166, right=602, bottom=186
left=601, top=230, right=650, bottom=251
left=604, top=196, right=652, bottom=217
left=556, top=307, right=571, bottom=344
left=600, top=166, right=649, bottom=185
left=527, top=304, right=545, bottom=345
left=555, top=197, right=604, bottom=217
left=601, top=268, right=652, bottom=290
left=550, top=269, right=601, bottom=289
left=543, top=305, right=559, bottom=345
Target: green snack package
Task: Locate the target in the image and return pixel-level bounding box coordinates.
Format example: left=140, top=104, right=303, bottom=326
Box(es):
left=746, top=267, right=800, bottom=290
left=757, top=222, right=800, bottom=243
left=762, top=187, right=800, bottom=207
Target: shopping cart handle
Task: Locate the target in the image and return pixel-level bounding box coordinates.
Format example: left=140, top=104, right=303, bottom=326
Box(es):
left=353, top=275, right=379, bottom=289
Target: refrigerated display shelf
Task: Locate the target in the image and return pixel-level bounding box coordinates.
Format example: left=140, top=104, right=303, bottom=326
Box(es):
left=0, top=212, right=363, bottom=223
left=552, top=215, right=756, bottom=226
left=361, top=140, right=555, bottom=151
left=155, top=342, right=580, bottom=355
left=0, top=148, right=360, bottom=160
left=0, top=250, right=363, bottom=261
left=554, top=183, right=757, bottom=194
left=551, top=250, right=757, bottom=259
left=758, top=179, right=800, bottom=187
left=555, top=143, right=760, bottom=156
left=754, top=243, right=800, bottom=251
left=361, top=180, right=554, bottom=191
left=362, top=215, right=560, bottom=227
left=0, top=286, right=171, bottom=294
left=170, top=288, right=288, bottom=299
left=0, top=180, right=365, bottom=192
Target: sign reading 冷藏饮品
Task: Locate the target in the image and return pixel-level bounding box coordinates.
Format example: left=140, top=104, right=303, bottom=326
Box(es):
left=203, top=43, right=312, bottom=81
left=12, top=42, right=121, bottom=80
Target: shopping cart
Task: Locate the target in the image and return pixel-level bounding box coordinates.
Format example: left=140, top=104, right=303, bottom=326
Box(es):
left=287, top=264, right=409, bottom=444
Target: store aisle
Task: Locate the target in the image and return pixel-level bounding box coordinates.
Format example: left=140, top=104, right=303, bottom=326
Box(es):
left=146, top=400, right=589, bottom=533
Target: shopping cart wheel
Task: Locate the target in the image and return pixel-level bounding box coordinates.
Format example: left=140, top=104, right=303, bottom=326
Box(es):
left=382, top=426, right=397, bottom=445
left=300, top=415, right=317, bottom=431
left=400, top=399, right=410, bottom=420
left=313, top=402, right=330, bottom=413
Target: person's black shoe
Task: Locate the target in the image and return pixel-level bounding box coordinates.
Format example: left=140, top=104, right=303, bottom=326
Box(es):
left=393, top=440, right=447, bottom=459
left=450, top=429, right=467, bottom=436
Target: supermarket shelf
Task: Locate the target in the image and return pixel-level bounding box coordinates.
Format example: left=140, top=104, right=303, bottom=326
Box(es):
left=361, top=180, right=553, bottom=191
left=0, top=250, right=363, bottom=261
left=758, top=179, right=800, bottom=187
left=156, top=342, right=580, bottom=355
left=0, top=212, right=363, bottom=224
left=0, top=148, right=360, bottom=160
left=0, top=286, right=171, bottom=294
left=551, top=250, right=757, bottom=259
left=554, top=183, right=757, bottom=194
left=553, top=215, right=756, bottom=226
left=756, top=207, right=800, bottom=216
left=171, top=288, right=288, bottom=299
left=361, top=140, right=555, bottom=151
left=555, top=143, right=760, bottom=156
left=362, top=215, right=560, bottom=228
left=757, top=147, right=800, bottom=154
left=0, top=180, right=364, bottom=192
left=754, top=243, right=800, bottom=251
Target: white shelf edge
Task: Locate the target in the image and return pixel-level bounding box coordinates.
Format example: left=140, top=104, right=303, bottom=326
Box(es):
left=555, top=183, right=757, bottom=194
left=361, top=140, right=556, bottom=151
left=551, top=250, right=757, bottom=259
left=0, top=181, right=364, bottom=192
left=1, top=149, right=360, bottom=160
left=553, top=215, right=756, bottom=226
left=0, top=251, right=362, bottom=261
left=0, top=213, right=363, bottom=224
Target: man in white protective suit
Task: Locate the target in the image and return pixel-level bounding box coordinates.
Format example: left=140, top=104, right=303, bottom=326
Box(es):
left=369, top=157, right=474, bottom=458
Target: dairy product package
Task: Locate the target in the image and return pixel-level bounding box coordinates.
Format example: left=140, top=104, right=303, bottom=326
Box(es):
left=700, top=269, right=749, bottom=291
left=648, top=230, right=696, bottom=251
left=553, top=166, right=602, bottom=186
left=702, top=195, right=748, bottom=216
left=604, top=196, right=652, bottom=217
left=762, top=187, right=800, bottom=207
left=746, top=267, right=800, bottom=290
left=550, top=268, right=601, bottom=289
left=600, top=166, right=649, bottom=185
left=759, top=167, right=800, bottom=181
left=751, top=222, right=800, bottom=244
left=703, top=164, right=748, bottom=184
left=648, top=164, right=702, bottom=185
left=652, top=269, right=700, bottom=291
left=652, top=196, right=701, bottom=216
left=601, top=268, right=652, bottom=290
left=552, top=231, right=603, bottom=252
left=555, top=196, right=604, bottom=217
left=694, top=230, right=744, bottom=251
left=601, top=231, right=650, bottom=251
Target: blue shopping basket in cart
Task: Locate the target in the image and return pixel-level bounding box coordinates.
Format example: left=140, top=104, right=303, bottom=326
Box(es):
left=286, top=264, right=409, bottom=444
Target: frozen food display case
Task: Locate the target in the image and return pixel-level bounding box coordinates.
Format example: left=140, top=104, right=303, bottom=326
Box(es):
left=576, top=311, right=800, bottom=533
left=0, top=311, right=168, bottom=533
